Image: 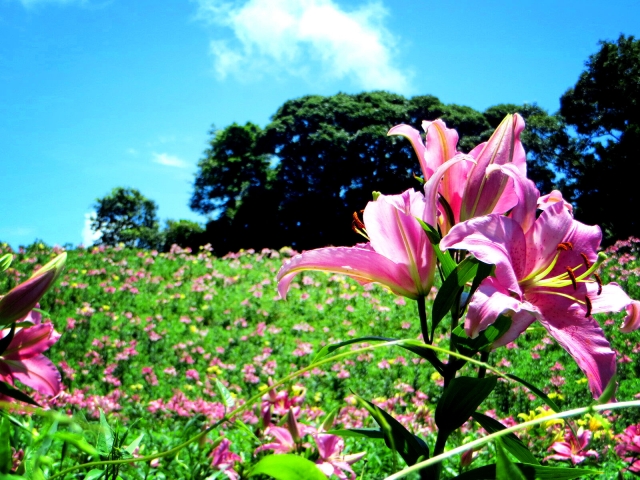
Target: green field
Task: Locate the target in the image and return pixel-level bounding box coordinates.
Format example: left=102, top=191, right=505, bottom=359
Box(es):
left=1, top=239, right=640, bottom=479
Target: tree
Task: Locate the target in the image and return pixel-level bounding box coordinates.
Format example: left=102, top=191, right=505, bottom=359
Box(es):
left=162, top=219, right=205, bottom=252
left=191, top=92, right=562, bottom=253
left=92, top=187, right=161, bottom=249
left=560, top=34, right=640, bottom=241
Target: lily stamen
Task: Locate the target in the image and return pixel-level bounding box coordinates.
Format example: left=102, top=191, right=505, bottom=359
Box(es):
left=585, top=296, right=592, bottom=317
left=351, top=211, right=369, bottom=240
left=580, top=253, right=591, bottom=270
left=594, top=273, right=603, bottom=295
left=566, top=267, right=578, bottom=290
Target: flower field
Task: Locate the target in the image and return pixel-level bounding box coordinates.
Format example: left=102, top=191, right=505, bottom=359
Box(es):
left=1, top=238, right=640, bottom=479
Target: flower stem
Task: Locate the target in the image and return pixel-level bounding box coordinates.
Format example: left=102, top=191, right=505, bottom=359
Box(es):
left=417, top=295, right=429, bottom=343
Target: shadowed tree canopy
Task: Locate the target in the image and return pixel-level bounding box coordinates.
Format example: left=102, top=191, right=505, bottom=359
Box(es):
left=191, top=91, right=563, bottom=253
left=560, top=34, right=640, bottom=242
left=92, top=187, right=161, bottom=249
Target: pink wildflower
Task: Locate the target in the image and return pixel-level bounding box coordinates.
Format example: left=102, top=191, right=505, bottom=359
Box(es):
left=545, top=428, right=598, bottom=465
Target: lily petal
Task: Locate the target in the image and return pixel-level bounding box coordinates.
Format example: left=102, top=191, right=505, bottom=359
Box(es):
left=277, top=246, right=418, bottom=299
left=2, top=323, right=60, bottom=359
left=1, top=354, right=61, bottom=395
left=387, top=125, right=429, bottom=179
left=441, top=215, right=526, bottom=295
left=621, top=301, right=640, bottom=333
left=532, top=292, right=616, bottom=398
left=460, top=114, right=526, bottom=221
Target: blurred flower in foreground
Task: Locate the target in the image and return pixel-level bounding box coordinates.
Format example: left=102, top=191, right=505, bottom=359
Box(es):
left=0, top=252, right=66, bottom=327
left=0, top=309, right=62, bottom=398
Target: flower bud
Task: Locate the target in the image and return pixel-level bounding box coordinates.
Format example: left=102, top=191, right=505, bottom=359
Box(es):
left=286, top=407, right=301, bottom=443
left=0, top=253, right=66, bottom=327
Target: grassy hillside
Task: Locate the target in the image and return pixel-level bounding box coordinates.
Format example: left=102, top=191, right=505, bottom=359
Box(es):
left=1, top=239, right=640, bottom=478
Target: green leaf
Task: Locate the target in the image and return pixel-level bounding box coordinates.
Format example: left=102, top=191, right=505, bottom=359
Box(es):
left=97, top=410, right=114, bottom=455
left=506, top=374, right=560, bottom=413
left=54, top=432, right=99, bottom=457
left=467, top=261, right=493, bottom=304
left=354, top=393, right=429, bottom=466
left=435, top=376, right=497, bottom=436
left=0, top=254, right=12, bottom=272
left=312, top=336, right=397, bottom=363
left=124, top=433, right=144, bottom=455
left=471, top=412, right=538, bottom=465
left=495, top=439, right=526, bottom=480
left=328, top=428, right=385, bottom=439
left=414, top=218, right=457, bottom=277
left=431, top=257, right=479, bottom=338
left=249, top=454, right=327, bottom=480
left=0, top=382, right=39, bottom=406
left=215, top=379, right=235, bottom=409
left=0, top=474, right=25, bottom=480
left=83, top=469, right=106, bottom=480
left=452, top=315, right=512, bottom=353
left=453, top=463, right=600, bottom=480
left=0, top=417, right=11, bottom=474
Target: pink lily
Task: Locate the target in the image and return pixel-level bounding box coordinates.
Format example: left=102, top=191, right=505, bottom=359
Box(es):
left=0, top=319, right=62, bottom=397
left=544, top=428, right=598, bottom=465
left=314, top=434, right=365, bottom=480
left=441, top=170, right=637, bottom=398
left=388, top=115, right=525, bottom=234
left=0, top=252, right=66, bottom=327
left=277, top=189, right=436, bottom=300
left=615, top=424, right=640, bottom=472
left=210, top=438, right=242, bottom=480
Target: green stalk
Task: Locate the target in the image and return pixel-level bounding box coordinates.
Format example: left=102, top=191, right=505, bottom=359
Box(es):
left=384, top=400, right=640, bottom=480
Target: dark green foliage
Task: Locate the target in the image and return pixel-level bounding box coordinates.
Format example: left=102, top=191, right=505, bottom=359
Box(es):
left=560, top=35, right=640, bottom=242
left=162, top=219, right=205, bottom=252
left=92, top=187, right=161, bottom=249
left=191, top=92, right=561, bottom=254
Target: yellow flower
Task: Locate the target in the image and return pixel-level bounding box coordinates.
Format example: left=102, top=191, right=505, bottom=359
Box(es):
left=102, top=305, right=110, bottom=311
left=431, top=371, right=442, bottom=382
left=517, top=407, right=564, bottom=428
left=576, top=378, right=588, bottom=385
left=189, top=325, right=198, bottom=333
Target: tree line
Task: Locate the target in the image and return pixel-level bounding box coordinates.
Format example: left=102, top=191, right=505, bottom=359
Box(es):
left=91, top=35, right=640, bottom=253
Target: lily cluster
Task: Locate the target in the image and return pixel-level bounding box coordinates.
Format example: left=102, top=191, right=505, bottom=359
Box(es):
left=0, top=252, right=66, bottom=403
left=278, top=114, right=640, bottom=399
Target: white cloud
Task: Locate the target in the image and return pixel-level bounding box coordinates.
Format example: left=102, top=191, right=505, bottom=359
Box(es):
left=82, top=213, right=101, bottom=247
left=195, top=0, right=411, bottom=92
left=152, top=152, right=188, bottom=168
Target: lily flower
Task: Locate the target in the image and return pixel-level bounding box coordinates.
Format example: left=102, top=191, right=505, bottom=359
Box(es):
left=441, top=170, right=637, bottom=398
left=277, top=189, right=435, bottom=300
left=210, top=438, right=242, bottom=480
left=388, top=115, right=525, bottom=234
left=544, top=428, right=598, bottom=465
left=0, top=319, right=62, bottom=397
left=314, top=434, right=365, bottom=480
left=0, top=252, right=66, bottom=327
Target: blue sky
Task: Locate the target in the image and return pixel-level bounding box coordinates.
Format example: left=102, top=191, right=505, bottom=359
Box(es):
left=1, top=0, right=639, bottom=248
